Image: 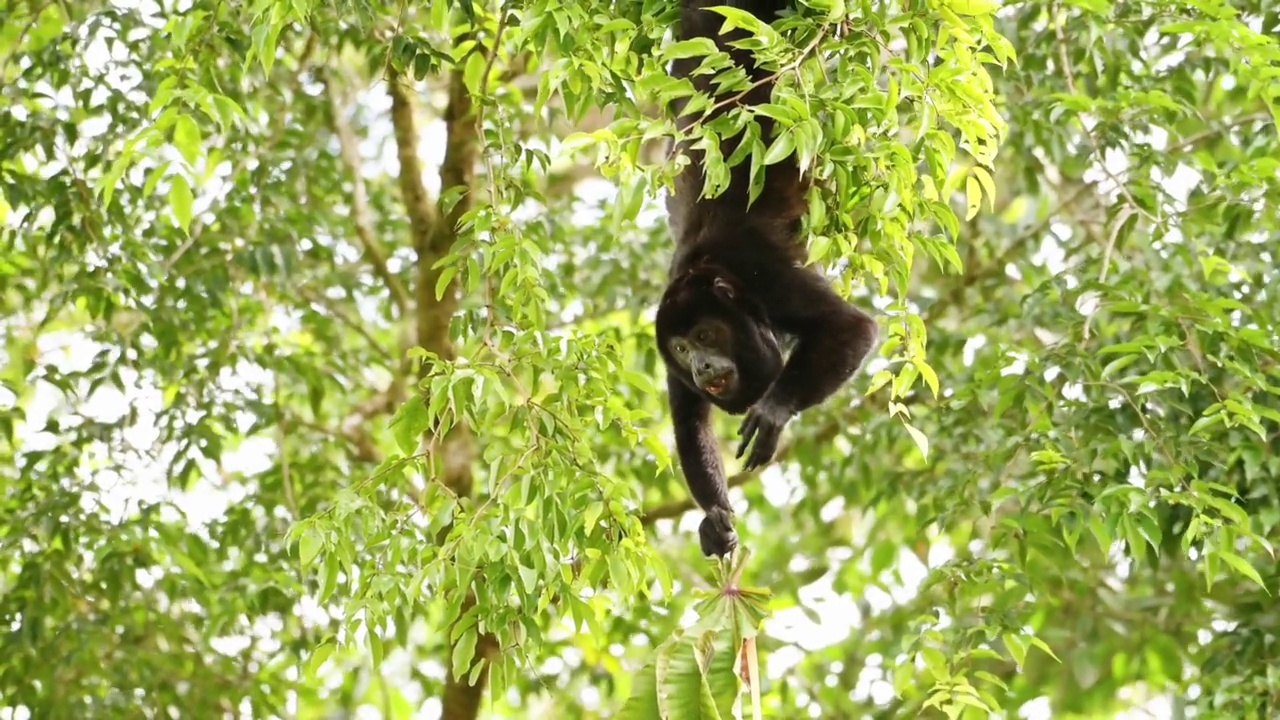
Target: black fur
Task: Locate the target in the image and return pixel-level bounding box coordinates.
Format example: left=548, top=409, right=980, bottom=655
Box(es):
left=656, top=0, right=878, bottom=557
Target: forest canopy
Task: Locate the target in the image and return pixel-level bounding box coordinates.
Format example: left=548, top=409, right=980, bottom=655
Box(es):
left=1, top=0, right=1279, bottom=718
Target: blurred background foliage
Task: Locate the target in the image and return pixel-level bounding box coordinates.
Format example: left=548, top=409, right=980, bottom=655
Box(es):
left=1, top=0, right=1278, bottom=717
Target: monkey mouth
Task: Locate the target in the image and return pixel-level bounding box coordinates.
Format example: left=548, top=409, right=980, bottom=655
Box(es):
left=702, top=375, right=733, bottom=396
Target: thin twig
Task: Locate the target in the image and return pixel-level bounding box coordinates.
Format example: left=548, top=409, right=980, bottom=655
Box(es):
left=474, top=8, right=509, bottom=133
left=276, top=382, right=299, bottom=518
left=666, top=23, right=831, bottom=164
left=703, top=24, right=828, bottom=119
left=1083, top=205, right=1135, bottom=340
left=1052, top=4, right=1157, bottom=225
left=0, top=0, right=53, bottom=79
left=1165, top=112, right=1273, bottom=154
left=297, top=284, right=399, bottom=367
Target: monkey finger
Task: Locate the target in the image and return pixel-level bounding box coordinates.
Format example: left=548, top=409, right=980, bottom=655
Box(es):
left=736, top=418, right=758, bottom=458
left=748, top=441, right=767, bottom=469
left=747, top=428, right=779, bottom=469
left=750, top=442, right=772, bottom=469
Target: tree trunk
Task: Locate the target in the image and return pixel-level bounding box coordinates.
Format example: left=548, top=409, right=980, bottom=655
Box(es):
left=389, top=69, right=497, bottom=720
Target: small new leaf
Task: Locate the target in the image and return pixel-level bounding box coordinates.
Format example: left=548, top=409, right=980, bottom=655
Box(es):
left=965, top=175, right=982, bottom=220
left=436, top=264, right=458, bottom=300
left=971, top=165, right=996, bottom=210
left=1025, top=635, right=1062, bottom=662
left=947, top=0, right=1001, bottom=15
left=664, top=37, right=719, bottom=60
left=904, top=422, right=929, bottom=460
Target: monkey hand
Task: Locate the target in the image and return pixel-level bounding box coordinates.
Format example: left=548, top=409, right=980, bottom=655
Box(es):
left=736, top=395, right=793, bottom=471
left=699, top=506, right=738, bottom=557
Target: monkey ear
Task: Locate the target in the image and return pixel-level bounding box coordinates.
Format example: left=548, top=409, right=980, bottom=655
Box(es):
left=713, top=276, right=735, bottom=299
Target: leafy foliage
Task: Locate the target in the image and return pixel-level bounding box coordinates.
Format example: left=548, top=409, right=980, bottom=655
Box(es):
left=1, top=0, right=1278, bottom=717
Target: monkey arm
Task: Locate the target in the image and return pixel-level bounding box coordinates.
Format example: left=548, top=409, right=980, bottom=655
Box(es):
left=736, top=267, right=878, bottom=469
left=668, top=372, right=731, bottom=511
left=768, top=269, right=877, bottom=412
left=667, top=372, right=739, bottom=556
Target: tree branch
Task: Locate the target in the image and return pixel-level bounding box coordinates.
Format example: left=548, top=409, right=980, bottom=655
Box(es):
left=297, top=285, right=398, bottom=367
left=325, top=67, right=413, bottom=316
left=1165, top=112, right=1273, bottom=154
left=389, top=70, right=466, bottom=361
left=287, top=384, right=405, bottom=465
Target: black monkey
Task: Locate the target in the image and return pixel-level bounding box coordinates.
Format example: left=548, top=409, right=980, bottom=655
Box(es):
left=656, top=0, right=878, bottom=557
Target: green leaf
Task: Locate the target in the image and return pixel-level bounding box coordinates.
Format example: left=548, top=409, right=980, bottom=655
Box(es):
left=168, top=548, right=210, bottom=586
left=319, top=552, right=340, bottom=602
left=584, top=501, right=605, bottom=530
left=1215, top=549, right=1269, bottom=593
left=299, top=528, right=323, bottom=566
left=916, top=360, right=940, bottom=397
left=663, top=37, right=720, bottom=60
left=173, top=114, right=202, bottom=166
left=706, top=6, right=775, bottom=38
left=307, top=641, right=335, bottom=676
left=463, top=50, right=487, bottom=96
left=142, top=161, right=171, bottom=197
left=1003, top=633, right=1026, bottom=666
left=98, top=144, right=138, bottom=206
left=762, top=131, right=796, bottom=166
left=903, top=422, right=929, bottom=460
left=388, top=398, right=431, bottom=456
left=920, top=646, right=949, bottom=679
left=1024, top=634, right=1062, bottom=663
left=518, top=565, right=538, bottom=594
left=369, top=625, right=384, bottom=667
left=964, top=175, right=981, bottom=220
left=952, top=693, right=992, bottom=712
left=435, top=264, right=458, bottom=300
left=211, top=94, right=247, bottom=127
left=168, top=174, right=194, bottom=232
left=946, top=0, right=1001, bottom=15
left=971, top=165, right=996, bottom=210
left=451, top=627, right=478, bottom=680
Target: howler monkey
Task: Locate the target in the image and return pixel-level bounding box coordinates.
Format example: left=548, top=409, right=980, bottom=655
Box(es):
left=655, top=0, right=878, bottom=557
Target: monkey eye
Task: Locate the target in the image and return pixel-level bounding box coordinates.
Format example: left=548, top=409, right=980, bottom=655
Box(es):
left=673, top=341, right=688, bottom=355
left=695, top=328, right=713, bottom=343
